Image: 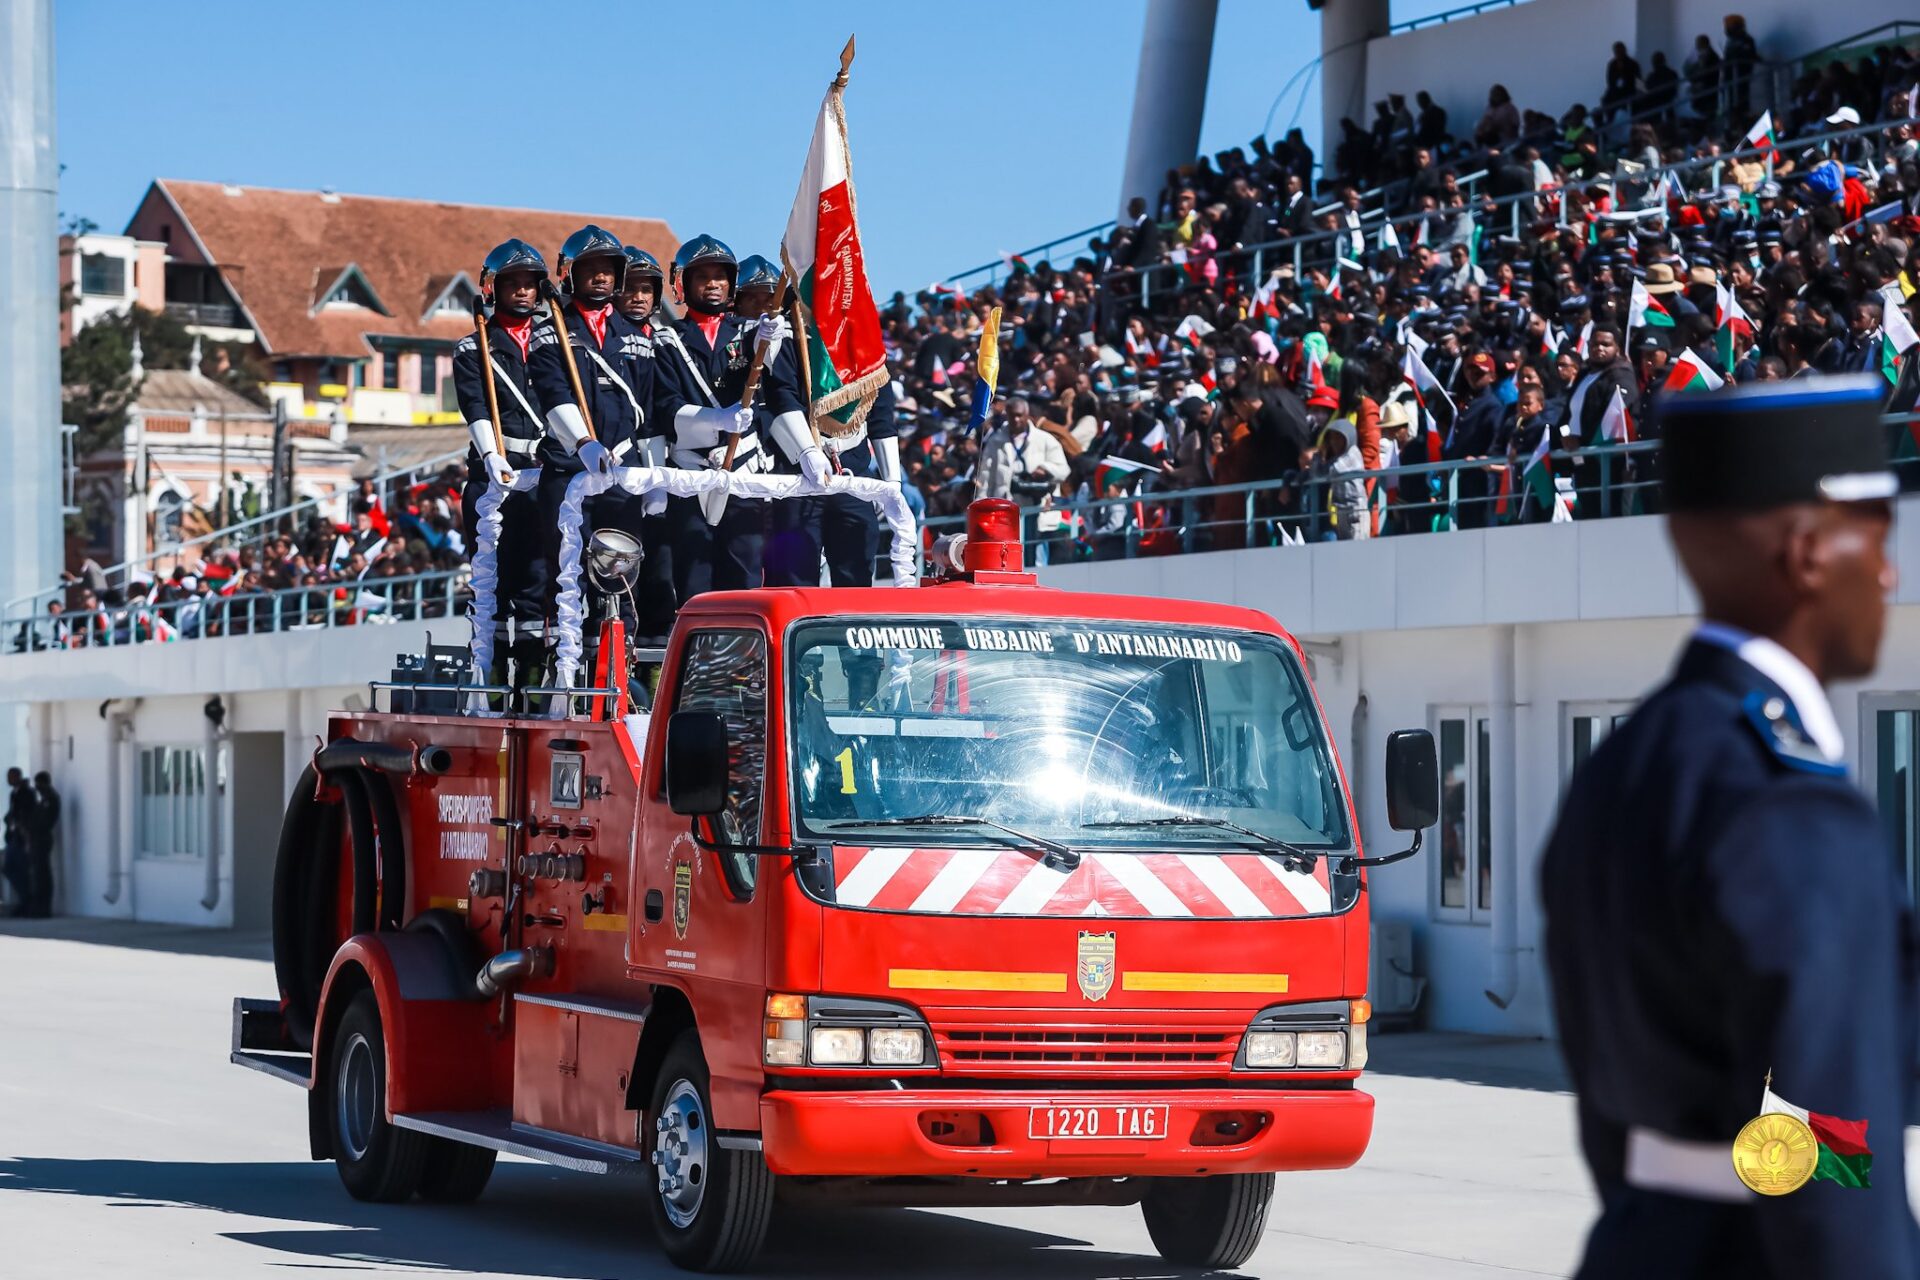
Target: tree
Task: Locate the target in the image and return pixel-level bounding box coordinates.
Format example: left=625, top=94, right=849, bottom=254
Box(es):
left=61, top=305, right=268, bottom=458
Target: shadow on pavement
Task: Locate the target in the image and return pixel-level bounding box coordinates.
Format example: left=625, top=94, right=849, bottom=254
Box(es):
left=0, top=1156, right=1246, bottom=1279
left=0, top=917, right=273, bottom=962
left=1366, top=1031, right=1571, bottom=1093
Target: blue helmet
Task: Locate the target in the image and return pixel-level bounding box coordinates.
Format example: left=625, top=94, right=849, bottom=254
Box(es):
left=671, top=233, right=737, bottom=304
left=558, top=224, right=627, bottom=302
left=736, top=254, right=780, bottom=294
left=480, top=239, right=548, bottom=316
left=621, top=245, right=665, bottom=288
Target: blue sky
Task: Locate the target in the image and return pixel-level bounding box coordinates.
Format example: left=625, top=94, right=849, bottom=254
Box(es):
left=55, top=0, right=1464, bottom=293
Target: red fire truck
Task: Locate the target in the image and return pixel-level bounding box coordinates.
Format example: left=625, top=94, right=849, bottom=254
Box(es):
left=232, top=498, right=1438, bottom=1272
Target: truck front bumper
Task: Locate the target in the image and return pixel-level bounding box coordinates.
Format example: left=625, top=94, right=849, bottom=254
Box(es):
left=759, top=1085, right=1373, bottom=1178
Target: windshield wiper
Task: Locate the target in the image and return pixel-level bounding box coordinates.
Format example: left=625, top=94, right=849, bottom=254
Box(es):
left=820, top=814, right=1080, bottom=871
left=1080, top=816, right=1324, bottom=872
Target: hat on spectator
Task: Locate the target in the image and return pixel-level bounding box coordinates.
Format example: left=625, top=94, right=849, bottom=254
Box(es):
left=1644, top=263, right=1684, bottom=295
left=1757, top=181, right=1781, bottom=199
left=1660, top=374, right=1893, bottom=510
left=1689, top=264, right=1719, bottom=286
left=1306, top=384, right=1340, bottom=410
left=1758, top=227, right=1784, bottom=243
left=1731, top=229, right=1758, bottom=246
left=1634, top=330, right=1669, bottom=353
left=1465, top=351, right=1496, bottom=376
left=1558, top=293, right=1591, bottom=315
left=1826, top=106, right=1862, bottom=127
left=1378, top=400, right=1413, bottom=432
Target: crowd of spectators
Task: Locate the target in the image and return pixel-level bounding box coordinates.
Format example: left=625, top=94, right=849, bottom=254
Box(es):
left=880, top=19, right=1920, bottom=552
left=13, top=467, right=471, bottom=651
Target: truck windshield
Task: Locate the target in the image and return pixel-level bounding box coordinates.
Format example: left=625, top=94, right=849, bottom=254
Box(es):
left=788, top=619, right=1350, bottom=855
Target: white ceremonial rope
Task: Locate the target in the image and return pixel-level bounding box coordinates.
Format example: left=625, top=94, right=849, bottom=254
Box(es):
left=466, top=468, right=542, bottom=713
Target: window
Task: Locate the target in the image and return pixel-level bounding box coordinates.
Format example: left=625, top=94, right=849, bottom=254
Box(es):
left=418, top=351, right=438, bottom=396
left=1432, top=706, right=1492, bottom=921
left=138, top=745, right=206, bottom=859
left=319, top=266, right=384, bottom=312
left=382, top=349, right=400, bottom=389
left=80, top=252, right=126, bottom=297
left=1863, top=696, right=1920, bottom=897
left=674, top=630, right=768, bottom=895
left=1564, top=701, right=1635, bottom=785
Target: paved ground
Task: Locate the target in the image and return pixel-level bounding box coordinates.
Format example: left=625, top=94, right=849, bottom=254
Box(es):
left=0, top=918, right=1597, bottom=1278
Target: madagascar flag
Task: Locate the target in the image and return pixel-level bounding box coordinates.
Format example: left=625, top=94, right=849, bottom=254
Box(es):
left=1762, top=1088, right=1872, bottom=1187
left=1094, top=455, right=1157, bottom=494
left=1664, top=349, right=1725, bottom=393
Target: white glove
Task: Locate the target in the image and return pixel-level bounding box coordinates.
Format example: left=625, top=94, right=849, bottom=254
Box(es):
left=546, top=401, right=591, bottom=448
left=875, top=435, right=903, bottom=485
left=800, top=446, right=831, bottom=486
left=673, top=403, right=754, bottom=451
left=483, top=453, right=514, bottom=486
left=755, top=313, right=792, bottom=365
left=637, top=437, right=669, bottom=515
left=577, top=440, right=611, bottom=475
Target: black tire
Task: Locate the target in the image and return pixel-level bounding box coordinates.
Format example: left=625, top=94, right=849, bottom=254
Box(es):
left=643, top=1031, right=774, bottom=1272
left=416, top=1138, right=497, bottom=1203
left=330, top=990, right=431, bottom=1202
left=1140, top=1173, right=1274, bottom=1270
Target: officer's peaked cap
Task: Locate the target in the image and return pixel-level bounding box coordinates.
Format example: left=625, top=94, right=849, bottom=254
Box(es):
left=1659, top=374, right=1895, bottom=511
left=482, top=238, right=547, bottom=282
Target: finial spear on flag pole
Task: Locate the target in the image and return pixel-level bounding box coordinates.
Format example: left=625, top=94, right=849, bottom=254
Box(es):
left=835, top=35, right=855, bottom=88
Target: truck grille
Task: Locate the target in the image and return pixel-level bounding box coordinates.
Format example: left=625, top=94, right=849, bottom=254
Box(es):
left=936, top=1024, right=1240, bottom=1068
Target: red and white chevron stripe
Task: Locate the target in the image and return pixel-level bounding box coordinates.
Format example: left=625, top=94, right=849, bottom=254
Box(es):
left=831, top=847, right=1332, bottom=918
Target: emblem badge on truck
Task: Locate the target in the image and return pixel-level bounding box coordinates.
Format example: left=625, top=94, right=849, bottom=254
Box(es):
left=1077, top=931, right=1117, bottom=1001
left=672, top=863, right=693, bottom=940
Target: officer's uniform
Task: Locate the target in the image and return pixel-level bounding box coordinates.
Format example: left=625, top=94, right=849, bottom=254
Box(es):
left=766, top=376, right=901, bottom=587
left=654, top=309, right=796, bottom=597
left=527, top=230, right=663, bottom=681
left=617, top=245, right=677, bottom=644
left=1542, top=377, right=1919, bottom=1277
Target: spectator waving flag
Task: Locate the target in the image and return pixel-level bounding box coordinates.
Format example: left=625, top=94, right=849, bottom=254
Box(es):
left=1174, top=314, right=1215, bottom=349
left=968, top=305, right=1002, bottom=435
left=1379, top=219, right=1400, bottom=256
left=1094, top=455, right=1157, bottom=493
left=1664, top=349, right=1725, bottom=393
left=1741, top=109, right=1778, bottom=164
left=1596, top=385, right=1635, bottom=444
left=1523, top=431, right=1574, bottom=520
left=1881, top=286, right=1919, bottom=386
left=1715, top=284, right=1756, bottom=374
left=782, top=37, right=888, bottom=438
left=1629, top=279, right=1674, bottom=330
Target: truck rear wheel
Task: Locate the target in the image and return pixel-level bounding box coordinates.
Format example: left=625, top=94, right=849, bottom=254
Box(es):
left=330, top=990, right=430, bottom=1203
left=1141, top=1173, right=1274, bottom=1269
left=416, top=1138, right=497, bottom=1203
left=643, top=1032, right=774, bottom=1272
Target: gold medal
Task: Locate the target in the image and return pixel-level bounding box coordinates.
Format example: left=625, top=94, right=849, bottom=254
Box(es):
left=1731, top=1111, right=1818, bottom=1195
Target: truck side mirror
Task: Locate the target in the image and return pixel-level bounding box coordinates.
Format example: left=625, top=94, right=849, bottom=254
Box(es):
left=666, top=711, right=728, bottom=816
left=1384, top=729, right=1439, bottom=832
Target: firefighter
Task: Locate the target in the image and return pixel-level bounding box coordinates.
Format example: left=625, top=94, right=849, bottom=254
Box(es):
left=653, top=234, right=804, bottom=599
left=733, top=254, right=781, bottom=319
left=616, top=244, right=677, bottom=645
left=528, top=224, right=664, bottom=688
left=455, top=238, right=550, bottom=688
left=1542, top=377, right=1917, bottom=1275
left=764, top=371, right=901, bottom=588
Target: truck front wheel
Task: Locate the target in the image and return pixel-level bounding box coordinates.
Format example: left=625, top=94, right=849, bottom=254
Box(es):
left=643, top=1032, right=774, bottom=1272
left=1141, top=1173, right=1275, bottom=1269
left=330, top=990, right=431, bottom=1202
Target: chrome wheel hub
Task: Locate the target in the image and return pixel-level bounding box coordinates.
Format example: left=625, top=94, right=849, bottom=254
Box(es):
left=337, top=1030, right=376, bottom=1161
left=652, top=1079, right=708, bottom=1228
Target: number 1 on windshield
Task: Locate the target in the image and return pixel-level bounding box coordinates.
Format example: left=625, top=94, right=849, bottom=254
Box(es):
left=834, top=746, right=857, bottom=795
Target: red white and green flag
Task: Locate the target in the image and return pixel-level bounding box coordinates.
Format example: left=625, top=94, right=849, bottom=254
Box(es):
left=1174, top=314, right=1216, bottom=349
left=1094, top=454, right=1157, bottom=494
left=1760, top=1087, right=1873, bottom=1188
left=1715, top=282, right=1756, bottom=374
left=1596, top=385, right=1635, bottom=444
left=1741, top=109, right=1778, bottom=164
left=1629, top=279, right=1674, bottom=330
left=781, top=40, right=888, bottom=436
left=1664, top=349, right=1725, bottom=393
left=1882, top=285, right=1920, bottom=386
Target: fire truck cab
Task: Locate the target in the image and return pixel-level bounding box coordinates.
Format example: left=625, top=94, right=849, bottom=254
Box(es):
left=233, top=499, right=1439, bottom=1273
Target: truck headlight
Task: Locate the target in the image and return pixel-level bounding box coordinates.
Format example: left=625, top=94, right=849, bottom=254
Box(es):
left=1243, top=1031, right=1297, bottom=1068
left=1296, top=1031, right=1347, bottom=1068
left=867, top=1026, right=926, bottom=1066
left=809, top=1026, right=867, bottom=1065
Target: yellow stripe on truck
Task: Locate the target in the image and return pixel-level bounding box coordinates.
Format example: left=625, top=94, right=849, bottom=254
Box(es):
left=1121, top=972, right=1290, bottom=993
left=889, top=969, right=1068, bottom=993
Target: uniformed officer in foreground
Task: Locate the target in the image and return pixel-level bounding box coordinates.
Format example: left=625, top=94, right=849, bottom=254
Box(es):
left=615, top=244, right=677, bottom=645
left=1542, top=373, right=1918, bottom=1276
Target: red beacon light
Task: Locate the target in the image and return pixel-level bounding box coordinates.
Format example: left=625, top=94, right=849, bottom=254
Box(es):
left=928, top=497, right=1036, bottom=585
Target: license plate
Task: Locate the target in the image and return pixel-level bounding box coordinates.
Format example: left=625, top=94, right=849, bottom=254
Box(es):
left=1028, top=1104, right=1170, bottom=1141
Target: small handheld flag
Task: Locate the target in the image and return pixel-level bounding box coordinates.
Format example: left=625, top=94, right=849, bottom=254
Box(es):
left=968, top=305, right=1002, bottom=436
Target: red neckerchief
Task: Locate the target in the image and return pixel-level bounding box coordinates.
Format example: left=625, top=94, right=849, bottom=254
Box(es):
left=573, top=299, right=611, bottom=348
left=689, top=307, right=724, bottom=349
left=496, top=313, right=534, bottom=360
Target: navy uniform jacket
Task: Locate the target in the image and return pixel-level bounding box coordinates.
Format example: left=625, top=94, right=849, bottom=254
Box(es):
left=453, top=320, right=544, bottom=471
left=761, top=340, right=899, bottom=480
left=528, top=302, right=659, bottom=472
left=1543, top=638, right=1919, bottom=1277
left=654, top=313, right=804, bottom=465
